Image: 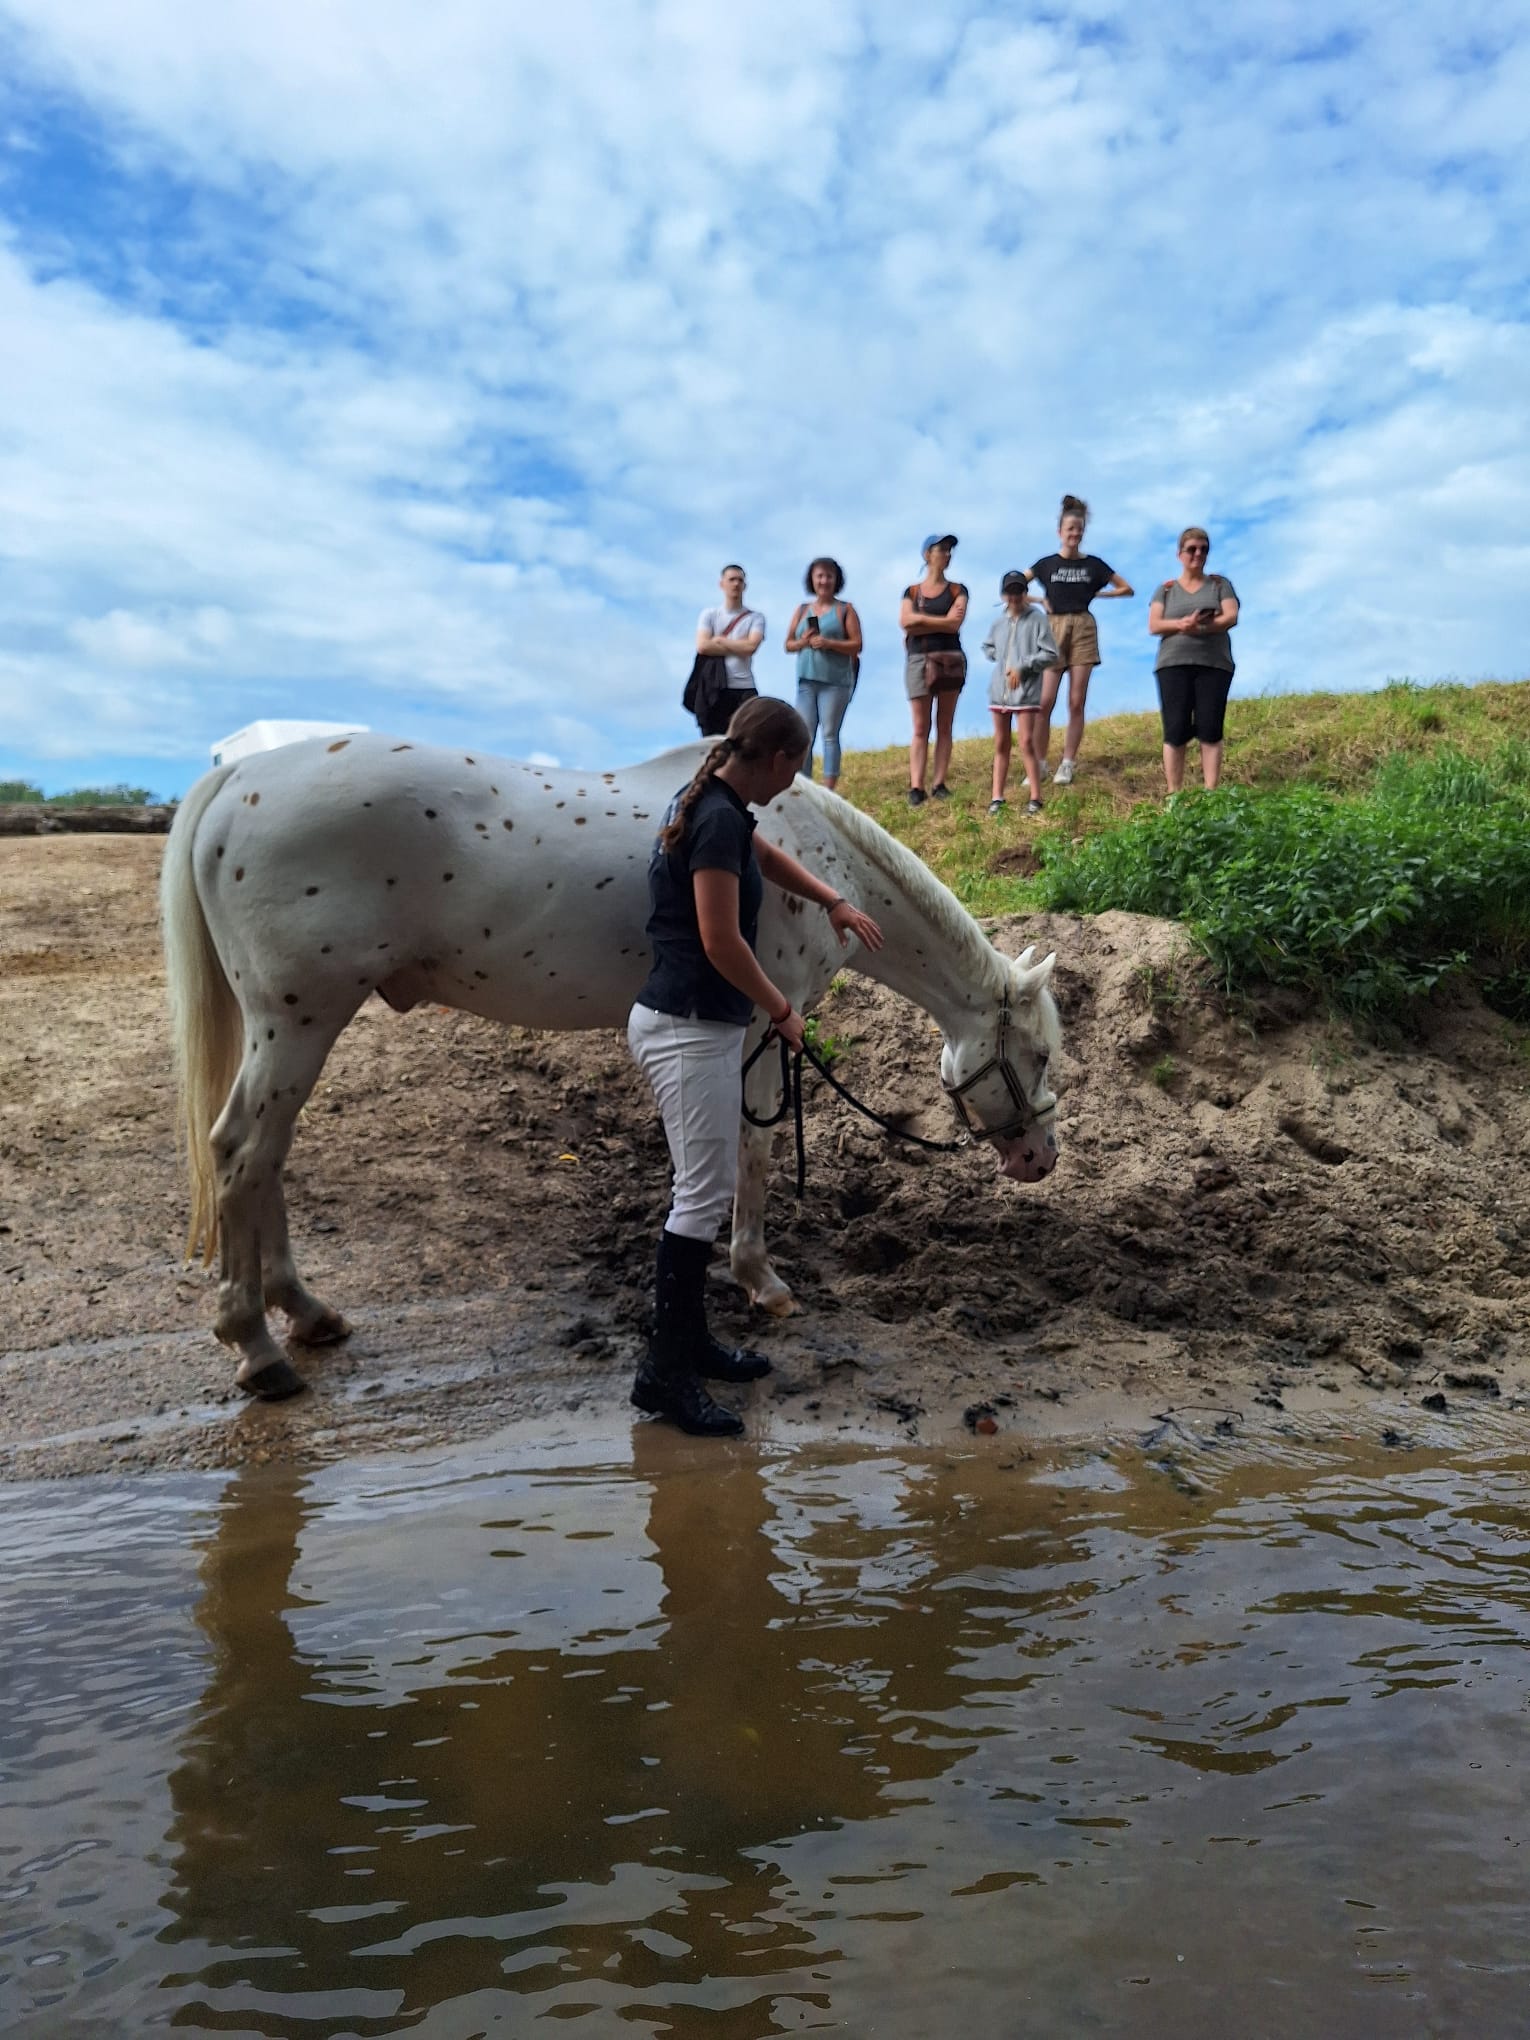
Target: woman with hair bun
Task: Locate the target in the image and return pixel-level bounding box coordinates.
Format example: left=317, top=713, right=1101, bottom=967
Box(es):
left=1147, top=526, right=1240, bottom=793
left=786, top=556, right=862, bottom=792
left=1029, top=494, right=1134, bottom=786
left=627, top=696, right=883, bottom=1436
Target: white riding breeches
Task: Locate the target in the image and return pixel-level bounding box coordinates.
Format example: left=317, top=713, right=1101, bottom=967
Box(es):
left=627, top=1004, right=748, bottom=1242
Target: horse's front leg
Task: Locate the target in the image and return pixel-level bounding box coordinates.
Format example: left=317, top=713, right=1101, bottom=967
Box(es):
left=729, top=1006, right=804, bottom=1316
left=730, top=1110, right=794, bottom=1315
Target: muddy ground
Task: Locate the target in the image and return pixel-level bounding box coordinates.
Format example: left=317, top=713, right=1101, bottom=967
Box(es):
left=3, top=834, right=1529, bottom=1480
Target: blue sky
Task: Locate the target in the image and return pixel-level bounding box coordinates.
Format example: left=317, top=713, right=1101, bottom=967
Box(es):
left=2, top=1, right=1528, bottom=799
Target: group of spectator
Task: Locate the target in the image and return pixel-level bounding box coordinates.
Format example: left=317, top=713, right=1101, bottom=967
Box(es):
left=690, top=496, right=1240, bottom=811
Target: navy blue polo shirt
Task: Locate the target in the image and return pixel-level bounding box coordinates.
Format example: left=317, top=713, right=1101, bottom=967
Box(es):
left=636, top=777, right=762, bottom=1025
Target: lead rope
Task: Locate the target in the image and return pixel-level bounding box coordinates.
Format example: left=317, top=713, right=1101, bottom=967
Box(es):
left=741, top=1032, right=969, bottom=1199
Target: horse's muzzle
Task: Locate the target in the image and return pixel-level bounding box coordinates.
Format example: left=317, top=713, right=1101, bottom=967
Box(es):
left=993, top=1126, right=1059, bottom=1183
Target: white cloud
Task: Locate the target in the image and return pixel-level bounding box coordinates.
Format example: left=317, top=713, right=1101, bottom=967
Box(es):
left=0, top=0, right=1527, bottom=787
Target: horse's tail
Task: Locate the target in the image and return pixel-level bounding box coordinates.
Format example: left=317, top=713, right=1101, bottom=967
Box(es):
left=161, top=765, right=240, bottom=1264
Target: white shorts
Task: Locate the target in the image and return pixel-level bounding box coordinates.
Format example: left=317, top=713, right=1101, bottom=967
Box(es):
left=627, top=1004, right=747, bottom=1241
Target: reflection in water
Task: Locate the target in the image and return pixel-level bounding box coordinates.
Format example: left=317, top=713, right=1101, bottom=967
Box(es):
left=3, top=1432, right=1530, bottom=2034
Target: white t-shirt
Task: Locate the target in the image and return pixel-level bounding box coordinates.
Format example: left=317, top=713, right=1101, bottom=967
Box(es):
left=697, top=605, right=766, bottom=688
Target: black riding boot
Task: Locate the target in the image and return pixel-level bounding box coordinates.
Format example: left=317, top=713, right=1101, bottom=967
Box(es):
left=684, top=1238, right=771, bottom=1383
left=631, top=1231, right=745, bottom=1437
left=654, top=1229, right=770, bottom=1381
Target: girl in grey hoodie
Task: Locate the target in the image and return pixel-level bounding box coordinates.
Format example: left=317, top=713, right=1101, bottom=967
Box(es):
left=982, top=572, right=1059, bottom=816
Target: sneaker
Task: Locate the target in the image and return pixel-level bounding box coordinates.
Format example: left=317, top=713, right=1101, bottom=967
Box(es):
left=987, top=798, right=1007, bottom=818
left=1037, top=760, right=1051, bottom=783
left=1053, top=758, right=1076, bottom=786
left=931, top=783, right=952, bottom=800
left=1025, top=798, right=1044, bottom=817
left=907, top=787, right=927, bottom=808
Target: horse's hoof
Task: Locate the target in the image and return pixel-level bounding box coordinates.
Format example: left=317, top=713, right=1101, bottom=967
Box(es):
left=754, top=1289, right=798, bottom=1319
left=236, top=1357, right=308, bottom=1400
left=290, top=1309, right=351, bottom=1347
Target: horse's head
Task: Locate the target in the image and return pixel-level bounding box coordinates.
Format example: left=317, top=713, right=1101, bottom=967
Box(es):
left=940, top=946, right=1061, bottom=1183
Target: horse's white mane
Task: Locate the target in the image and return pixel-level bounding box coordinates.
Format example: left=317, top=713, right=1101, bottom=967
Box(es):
left=790, top=777, right=1009, bottom=991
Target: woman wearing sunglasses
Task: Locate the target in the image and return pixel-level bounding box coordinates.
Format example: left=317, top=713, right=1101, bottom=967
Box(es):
left=1147, top=527, right=1240, bottom=794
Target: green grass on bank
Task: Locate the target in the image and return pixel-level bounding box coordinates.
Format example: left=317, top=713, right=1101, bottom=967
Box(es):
left=836, top=679, right=1530, bottom=1023
left=1042, top=751, right=1530, bottom=1024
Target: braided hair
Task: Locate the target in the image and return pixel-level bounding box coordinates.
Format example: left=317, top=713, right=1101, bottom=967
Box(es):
left=658, top=696, right=811, bottom=853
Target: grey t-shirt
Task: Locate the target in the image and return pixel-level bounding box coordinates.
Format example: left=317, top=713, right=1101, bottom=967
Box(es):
left=1153, top=575, right=1238, bottom=672
left=697, top=606, right=766, bottom=688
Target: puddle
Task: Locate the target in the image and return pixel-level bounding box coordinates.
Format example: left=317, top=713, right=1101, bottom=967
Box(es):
left=3, top=1426, right=1529, bottom=2034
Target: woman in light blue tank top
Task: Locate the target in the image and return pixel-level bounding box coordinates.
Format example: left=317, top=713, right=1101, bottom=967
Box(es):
left=785, top=556, right=862, bottom=790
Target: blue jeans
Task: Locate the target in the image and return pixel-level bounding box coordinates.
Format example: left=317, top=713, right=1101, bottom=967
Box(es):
left=796, top=679, right=855, bottom=780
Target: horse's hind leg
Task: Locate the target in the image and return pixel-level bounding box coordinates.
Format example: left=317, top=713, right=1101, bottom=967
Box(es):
left=212, top=1017, right=355, bottom=1398
left=260, top=1175, right=350, bottom=1347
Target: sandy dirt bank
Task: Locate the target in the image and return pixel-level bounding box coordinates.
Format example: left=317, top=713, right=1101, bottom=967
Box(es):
left=3, top=834, right=1528, bottom=1480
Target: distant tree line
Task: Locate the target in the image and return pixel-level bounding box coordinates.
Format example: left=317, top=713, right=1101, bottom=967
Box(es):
left=0, top=779, right=160, bottom=807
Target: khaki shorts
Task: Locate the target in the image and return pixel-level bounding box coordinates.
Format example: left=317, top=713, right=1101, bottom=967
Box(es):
left=1049, top=611, right=1101, bottom=669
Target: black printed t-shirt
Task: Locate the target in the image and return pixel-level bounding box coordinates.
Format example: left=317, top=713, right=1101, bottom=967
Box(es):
left=1029, top=554, right=1114, bottom=614
left=636, top=776, right=762, bottom=1025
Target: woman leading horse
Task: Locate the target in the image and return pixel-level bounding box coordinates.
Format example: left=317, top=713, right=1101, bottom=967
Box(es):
left=628, top=698, right=883, bottom=1436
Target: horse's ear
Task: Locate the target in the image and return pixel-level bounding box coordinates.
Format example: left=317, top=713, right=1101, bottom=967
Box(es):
left=1015, top=943, right=1037, bottom=968
left=1012, top=952, right=1056, bottom=998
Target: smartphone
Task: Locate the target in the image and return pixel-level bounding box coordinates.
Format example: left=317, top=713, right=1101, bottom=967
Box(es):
left=1195, top=606, right=1217, bottom=624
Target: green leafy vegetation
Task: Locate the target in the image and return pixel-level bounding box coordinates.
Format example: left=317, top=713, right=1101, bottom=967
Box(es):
left=1132, top=961, right=1184, bottom=1017
left=1034, top=744, right=1530, bottom=1023
left=802, top=1014, right=850, bottom=1067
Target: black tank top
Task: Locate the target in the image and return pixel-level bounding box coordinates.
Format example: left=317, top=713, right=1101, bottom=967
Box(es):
left=905, top=582, right=966, bottom=653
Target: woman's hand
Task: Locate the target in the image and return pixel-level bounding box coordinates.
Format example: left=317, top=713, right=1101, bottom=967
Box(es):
left=828, top=899, right=884, bottom=952
left=769, top=1004, right=807, bottom=1051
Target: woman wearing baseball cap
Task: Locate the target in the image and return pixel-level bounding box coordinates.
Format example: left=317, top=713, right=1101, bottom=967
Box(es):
left=900, top=534, right=968, bottom=807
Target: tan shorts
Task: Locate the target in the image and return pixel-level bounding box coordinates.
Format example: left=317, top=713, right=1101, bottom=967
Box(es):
left=1049, top=611, right=1101, bottom=669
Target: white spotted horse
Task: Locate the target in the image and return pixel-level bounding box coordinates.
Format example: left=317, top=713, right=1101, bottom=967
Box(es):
left=162, top=733, right=1063, bottom=1397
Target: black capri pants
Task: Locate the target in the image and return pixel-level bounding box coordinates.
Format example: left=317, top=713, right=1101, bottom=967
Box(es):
left=1157, top=664, right=1232, bottom=748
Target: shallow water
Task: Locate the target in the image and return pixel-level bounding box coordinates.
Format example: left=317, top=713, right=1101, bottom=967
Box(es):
left=3, top=1424, right=1529, bottom=2036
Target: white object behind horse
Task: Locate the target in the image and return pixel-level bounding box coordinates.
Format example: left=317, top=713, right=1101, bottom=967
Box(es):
left=210, top=719, right=370, bottom=767
left=162, top=732, right=1061, bottom=1398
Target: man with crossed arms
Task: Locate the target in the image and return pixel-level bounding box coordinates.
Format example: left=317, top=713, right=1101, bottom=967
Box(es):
left=694, top=564, right=766, bottom=735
